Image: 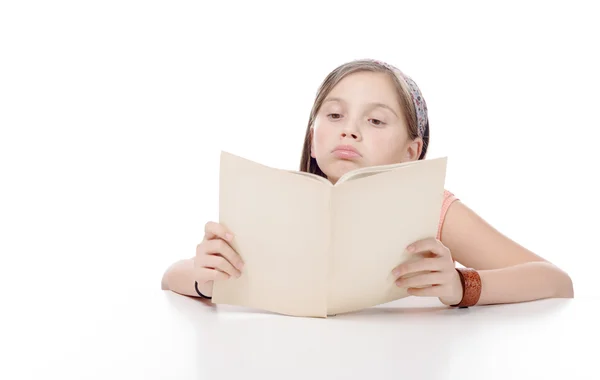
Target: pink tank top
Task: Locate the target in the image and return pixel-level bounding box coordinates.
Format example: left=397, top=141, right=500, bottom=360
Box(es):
left=437, top=190, right=458, bottom=240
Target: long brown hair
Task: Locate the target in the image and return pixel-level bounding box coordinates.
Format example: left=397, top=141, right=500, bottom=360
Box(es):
left=299, top=59, right=430, bottom=177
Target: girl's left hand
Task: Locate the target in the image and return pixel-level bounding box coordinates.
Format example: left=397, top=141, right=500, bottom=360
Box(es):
left=391, top=238, right=463, bottom=306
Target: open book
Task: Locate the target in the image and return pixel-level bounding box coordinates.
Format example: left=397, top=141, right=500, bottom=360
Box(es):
left=212, top=151, right=448, bottom=317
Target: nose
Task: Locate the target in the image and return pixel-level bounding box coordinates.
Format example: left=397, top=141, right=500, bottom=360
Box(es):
left=340, top=119, right=361, bottom=140
left=340, top=131, right=359, bottom=140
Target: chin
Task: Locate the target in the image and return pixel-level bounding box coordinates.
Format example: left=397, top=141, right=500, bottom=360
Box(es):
left=321, top=159, right=362, bottom=179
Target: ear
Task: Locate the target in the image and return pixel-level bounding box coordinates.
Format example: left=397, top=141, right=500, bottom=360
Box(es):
left=405, top=138, right=423, bottom=161
left=310, top=127, right=316, bottom=158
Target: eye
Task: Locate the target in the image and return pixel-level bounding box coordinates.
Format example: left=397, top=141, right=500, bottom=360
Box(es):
left=327, top=113, right=342, bottom=120
left=369, top=118, right=385, bottom=126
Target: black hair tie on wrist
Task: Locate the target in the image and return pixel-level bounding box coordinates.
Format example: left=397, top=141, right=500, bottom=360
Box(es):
left=194, top=281, right=212, bottom=299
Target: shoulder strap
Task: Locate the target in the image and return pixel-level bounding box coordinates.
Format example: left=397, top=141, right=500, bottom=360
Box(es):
left=437, top=190, right=458, bottom=240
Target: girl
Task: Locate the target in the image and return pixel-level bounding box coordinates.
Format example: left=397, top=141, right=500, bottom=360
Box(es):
left=161, top=59, right=573, bottom=308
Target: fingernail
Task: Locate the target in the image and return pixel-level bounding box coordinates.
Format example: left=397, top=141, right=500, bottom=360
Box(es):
left=392, top=269, right=401, bottom=277
left=407, top=245, right=414, bottom=252
left=238, top=261, right=244, bottom=270
left=225, top=233, right=233, bottom=241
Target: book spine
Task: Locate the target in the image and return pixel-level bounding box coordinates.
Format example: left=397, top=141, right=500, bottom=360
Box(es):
left=325, top=186, right=334, bottom=314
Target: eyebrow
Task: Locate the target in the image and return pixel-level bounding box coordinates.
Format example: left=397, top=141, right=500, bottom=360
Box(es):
left=323, top=97, right=399, bottom=118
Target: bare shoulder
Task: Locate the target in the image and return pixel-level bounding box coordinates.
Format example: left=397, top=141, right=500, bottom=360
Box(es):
left=440, top=200, right=547, bottom=270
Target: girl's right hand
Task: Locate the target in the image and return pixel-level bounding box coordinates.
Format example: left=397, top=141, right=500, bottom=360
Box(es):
left=194, top=221, right=244, bottom=290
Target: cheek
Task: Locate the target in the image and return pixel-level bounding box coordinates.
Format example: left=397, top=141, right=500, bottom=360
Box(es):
left=312, top=123, right=331, bottom=152
left=367, top=130, right=407, bottom=162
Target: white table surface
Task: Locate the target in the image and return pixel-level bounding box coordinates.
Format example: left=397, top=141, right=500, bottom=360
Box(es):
left=5, top=284, right=598, bottom=380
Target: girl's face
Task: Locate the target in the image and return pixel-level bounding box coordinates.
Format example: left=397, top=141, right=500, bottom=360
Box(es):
left=310, top=71, right=422, bottom=184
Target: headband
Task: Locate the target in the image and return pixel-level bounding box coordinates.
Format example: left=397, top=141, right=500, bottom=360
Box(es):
left=373, top=60, right=428, bottom=138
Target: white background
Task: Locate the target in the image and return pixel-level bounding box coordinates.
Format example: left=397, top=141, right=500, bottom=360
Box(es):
left=1, top=1, right=599, bottom=375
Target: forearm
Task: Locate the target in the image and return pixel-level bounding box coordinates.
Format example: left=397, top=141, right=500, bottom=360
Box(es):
left=161, top=259, right=214, bottom=299
left=475, top=261, right=573, bottom=305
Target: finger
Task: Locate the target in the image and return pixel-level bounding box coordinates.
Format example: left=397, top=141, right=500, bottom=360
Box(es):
left=204, top=221, right=234, bottom=242
left=202, top=238, right=245, bottom=271
left=197, top=267, right=230, bottom=282
left=392, top=257, right=441, bottom=278
left=396, top=272, right=446, bottom=288
left=406, top=285, right=444, bottom=297
left=406, top=238, right=450, bottom=258
left=199, top=254, right=241, bottom=278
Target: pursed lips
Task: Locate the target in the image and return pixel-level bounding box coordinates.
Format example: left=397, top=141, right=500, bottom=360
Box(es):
left=332, top=145, right=361, bottom=159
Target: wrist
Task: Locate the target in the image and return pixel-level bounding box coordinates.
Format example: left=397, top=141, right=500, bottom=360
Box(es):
left=439, top=268, right=464, bottom=306
left=440, top=293, right=463, bottom=306
left=449, top=268, right=482, bottom=308
left=439, top=272, right=464, bottom=306
left=195, top=280, right=214, bottom=299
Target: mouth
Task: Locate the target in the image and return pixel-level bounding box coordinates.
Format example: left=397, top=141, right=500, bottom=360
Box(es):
left=332, top=145, right=361, bottom=159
